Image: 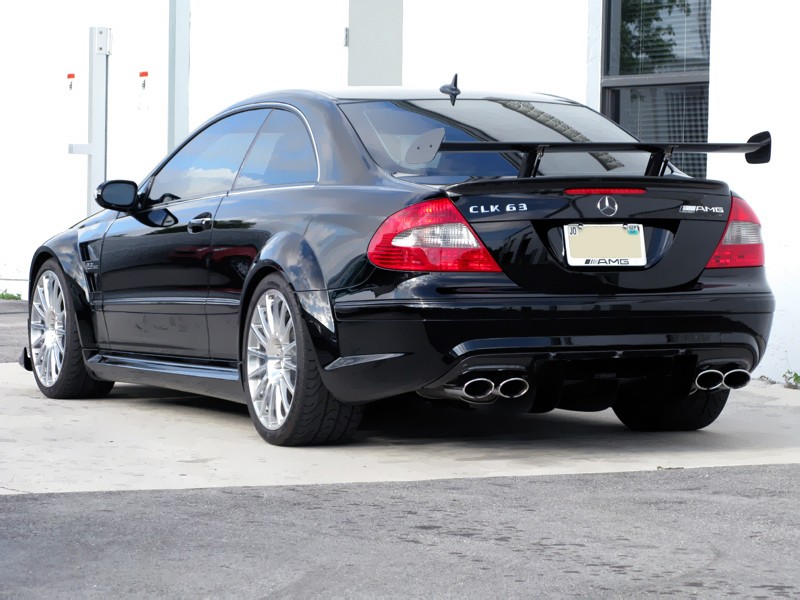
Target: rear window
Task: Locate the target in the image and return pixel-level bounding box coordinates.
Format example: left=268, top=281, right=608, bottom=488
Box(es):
left=340, top=99, right=650, bottom=183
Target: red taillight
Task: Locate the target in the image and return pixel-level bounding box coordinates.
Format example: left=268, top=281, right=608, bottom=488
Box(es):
left=367, top=198, right=502, bottom=272
left=706, top=196, right=765, bottom=268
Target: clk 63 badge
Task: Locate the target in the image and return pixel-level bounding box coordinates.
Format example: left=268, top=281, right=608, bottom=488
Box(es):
left=469, top=203, right=529, bottom=214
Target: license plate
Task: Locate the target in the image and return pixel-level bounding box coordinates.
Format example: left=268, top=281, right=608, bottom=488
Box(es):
left=564, top=223, right=646, bottom=267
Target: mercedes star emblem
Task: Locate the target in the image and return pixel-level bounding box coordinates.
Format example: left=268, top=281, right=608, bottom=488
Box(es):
left=597, top=196, right=618, bottom=217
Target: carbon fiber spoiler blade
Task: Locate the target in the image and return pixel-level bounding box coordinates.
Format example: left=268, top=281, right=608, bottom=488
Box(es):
left=405, top=130, right=771, bottom=177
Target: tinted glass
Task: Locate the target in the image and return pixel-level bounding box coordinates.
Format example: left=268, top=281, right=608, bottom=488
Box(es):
left=234, top=109, right=317, bottom=189
left=606, top=0, right=711, bottom=76
left=150, top=109, right=268, bottom=201
left=341, top=100, right=649, bottom=182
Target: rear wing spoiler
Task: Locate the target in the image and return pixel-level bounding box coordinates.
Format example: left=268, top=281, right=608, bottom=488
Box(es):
left=405, top=129, right=772, bottom=177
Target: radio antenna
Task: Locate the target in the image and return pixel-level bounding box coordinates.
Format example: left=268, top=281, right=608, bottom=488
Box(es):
left=439, top=73, right=461, bottom=106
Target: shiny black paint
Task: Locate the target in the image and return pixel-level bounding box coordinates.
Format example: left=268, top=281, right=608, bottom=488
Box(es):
left=29, top=210, right=117, bottom=350
left=86, top=354, right=243, bottom=402
left=207, top=181, right=428, bottom=361
left=449, top=176, right=732, bottom=292
left=327, top=268, right=772, bottom=402
left=100, top=194, right=225, bottom=357
left=25, top=90, right=775, bottom=413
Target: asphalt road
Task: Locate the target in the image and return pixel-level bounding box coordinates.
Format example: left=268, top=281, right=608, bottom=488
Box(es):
left=2, top=298, right=799, bottom=598
left=2, top=466, right=798, bottom=598
left=0, top=300, right=26, bottom=363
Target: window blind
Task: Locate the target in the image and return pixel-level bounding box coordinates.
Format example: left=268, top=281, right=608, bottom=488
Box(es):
left=609, top=0, right=711, bottom=76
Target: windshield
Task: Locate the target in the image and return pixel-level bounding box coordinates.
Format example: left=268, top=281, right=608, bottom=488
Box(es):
left=340, top=99, right=650, bottom=183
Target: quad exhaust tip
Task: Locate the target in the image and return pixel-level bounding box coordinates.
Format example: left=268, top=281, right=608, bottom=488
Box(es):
left=723, top=369, right=751, bottom=390
left=695, top=368, right=751, bottom=391
left=497, top=377, right=530, bottom=398
left=457, top=375, right=531, bottom=403
left=462, top=378, right=495, bottom=401
left=695, top=369, right=724, bottom=391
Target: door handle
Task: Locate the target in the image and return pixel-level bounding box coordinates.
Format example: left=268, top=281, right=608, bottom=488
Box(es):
left=187, top=217, right=213, bottom=233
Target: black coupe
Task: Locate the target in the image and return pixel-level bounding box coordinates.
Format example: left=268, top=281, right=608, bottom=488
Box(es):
left=21, top=85, right=774, bottom=445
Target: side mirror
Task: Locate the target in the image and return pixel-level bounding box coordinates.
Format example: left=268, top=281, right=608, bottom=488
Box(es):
left=95, top=180, right=138, bottom=211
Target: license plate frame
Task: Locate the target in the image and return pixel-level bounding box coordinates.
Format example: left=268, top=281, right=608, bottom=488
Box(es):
left=563, top=223, right=646, bottom=267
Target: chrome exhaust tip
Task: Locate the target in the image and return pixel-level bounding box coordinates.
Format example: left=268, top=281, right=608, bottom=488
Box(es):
left=695, top=369, right=724, bottom=391
left=723, top=369, right=751, bottom=390
left=497, top=377, right=530, bottom=398
left=463, top=378, right=495, bottom=401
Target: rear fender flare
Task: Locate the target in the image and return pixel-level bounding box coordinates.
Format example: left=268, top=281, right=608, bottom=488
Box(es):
left=240, top=232, right=338, bottom=364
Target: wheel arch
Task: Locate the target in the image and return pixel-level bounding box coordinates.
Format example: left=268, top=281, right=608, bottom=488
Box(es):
left=29, top=240, right=99, bottom=352
left=238, top=231, right=337, bottom=367
left=28, top=248, right=56, bottom=298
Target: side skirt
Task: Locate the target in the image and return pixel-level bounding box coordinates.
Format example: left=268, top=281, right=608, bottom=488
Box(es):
left=85, top=353, right=245, bottom=404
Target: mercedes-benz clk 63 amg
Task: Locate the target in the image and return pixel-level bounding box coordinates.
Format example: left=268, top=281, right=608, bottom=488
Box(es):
left=21, top=83, right=774, bottom=445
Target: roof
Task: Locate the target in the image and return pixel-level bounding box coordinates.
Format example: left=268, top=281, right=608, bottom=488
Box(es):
left=232, top=88, right=581, bottom=108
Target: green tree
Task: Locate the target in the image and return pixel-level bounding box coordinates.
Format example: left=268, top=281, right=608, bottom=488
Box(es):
left=620, top=0, right=691, bottom=74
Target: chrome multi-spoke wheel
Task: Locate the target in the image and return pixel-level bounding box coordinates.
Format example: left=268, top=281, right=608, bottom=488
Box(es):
left=246, top=288, right=297, bottom=430
left=30, top=270, right=66, bottom=387
left=242, top=274, right=363, bottom=446
left=28, top=259, right=114, bottom=399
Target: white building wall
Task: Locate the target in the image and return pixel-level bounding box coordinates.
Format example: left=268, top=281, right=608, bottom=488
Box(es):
left=403, top=0, right=590, bottom=103
left=0, top=1, right=169, bottom=298
left=707, top=1, right=799, bottom=380
left=348, top=0, right=403, bottom=86
left=186, top=0, right=349, bottom=131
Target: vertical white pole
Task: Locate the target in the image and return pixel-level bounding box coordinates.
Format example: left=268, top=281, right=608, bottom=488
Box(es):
left=169, top=0, right=191, bottom=151
left=347, top=0, right=403, bottom=86
left=586, top=0, right=604, bottom=111
left=69, top=26, right=111, bottom=216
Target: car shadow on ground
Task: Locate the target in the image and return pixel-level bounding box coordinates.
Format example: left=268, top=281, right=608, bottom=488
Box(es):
left=107, top=384, right=250, bottom=416
left=356, top=393, right=627, bottom=441
left=106, top=384, right=626, bottom=437
left=98, top=384, right=741, bottom=455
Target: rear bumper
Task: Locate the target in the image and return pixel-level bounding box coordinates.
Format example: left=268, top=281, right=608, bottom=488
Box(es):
left=320, top=292, right=774, bottom=403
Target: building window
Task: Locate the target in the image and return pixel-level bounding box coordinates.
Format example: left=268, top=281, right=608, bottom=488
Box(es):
left=602, top=0, right=711, bottom=177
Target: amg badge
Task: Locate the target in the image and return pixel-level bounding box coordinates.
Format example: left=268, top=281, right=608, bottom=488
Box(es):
left=584, top=258, right=631, bottom=265
left=680, top=205, right=724, bottom=214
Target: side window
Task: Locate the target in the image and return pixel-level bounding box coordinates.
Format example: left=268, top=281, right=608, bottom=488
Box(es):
left=234, top=109, right=317, bottom=189
left=150, top=109, right=269, bottom=202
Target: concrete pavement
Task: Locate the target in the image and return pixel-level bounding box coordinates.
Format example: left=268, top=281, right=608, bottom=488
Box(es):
left=2, top=362, right=799, bottom=495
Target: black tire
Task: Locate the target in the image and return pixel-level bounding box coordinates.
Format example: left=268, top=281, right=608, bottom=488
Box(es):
left=242, top=274, right=362, bottom=446
left=613, top=387, right=729, bottom=431
left=29, top=259, right=114, bottom=399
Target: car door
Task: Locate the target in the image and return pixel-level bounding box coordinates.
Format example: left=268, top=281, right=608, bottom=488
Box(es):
left=206, top=107, right=319, bottom=360
left=99, top=108, right=270, bottom=358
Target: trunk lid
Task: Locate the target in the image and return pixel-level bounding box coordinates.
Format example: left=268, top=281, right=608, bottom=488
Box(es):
left=446, top=177, right=731, bottom=292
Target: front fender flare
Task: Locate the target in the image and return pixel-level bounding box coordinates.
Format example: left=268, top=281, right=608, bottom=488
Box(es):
left=29, top=236, right=96, bottom=350
left=27, top=211, right=115, bottom=353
